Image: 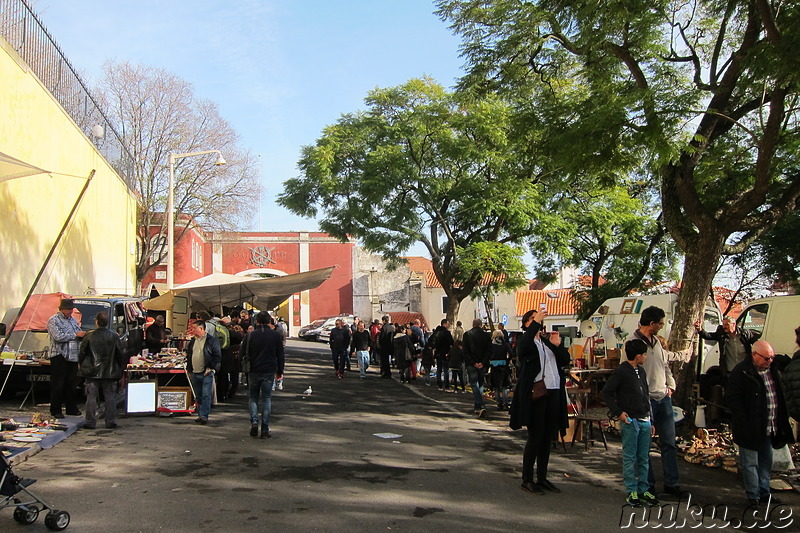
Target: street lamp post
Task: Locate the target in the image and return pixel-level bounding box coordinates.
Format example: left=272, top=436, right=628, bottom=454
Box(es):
left=166, top=150, right=226, bottom=289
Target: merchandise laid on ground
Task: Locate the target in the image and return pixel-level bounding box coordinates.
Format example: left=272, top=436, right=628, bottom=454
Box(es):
left=0, top=413, right=82, bottom=464
left=125, top=349, right=194, bottom=416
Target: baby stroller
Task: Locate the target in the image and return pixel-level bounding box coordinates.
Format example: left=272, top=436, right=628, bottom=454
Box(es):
left=1, top=448, right=70, bottom=530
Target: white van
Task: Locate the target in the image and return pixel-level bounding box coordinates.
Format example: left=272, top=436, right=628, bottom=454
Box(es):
left=736, top=295, right=800, bottom=356
left=590, top=293, right=723, bottom=372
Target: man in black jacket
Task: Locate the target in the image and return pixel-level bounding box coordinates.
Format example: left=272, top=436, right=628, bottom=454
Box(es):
left=432, top=319, right=455, bottom=391
left=463, top=319, right=491, bottom=417
left=329, top=319, right=351, bottom=379
left=377, top=316, right=395, bottom=378
left=78, top=312, right=125, bottom=430
left=694, top=317, right=760, bottom=379
left=726, top=340, right=794, bottom=506
left=243, top=312, right=285, bottom=438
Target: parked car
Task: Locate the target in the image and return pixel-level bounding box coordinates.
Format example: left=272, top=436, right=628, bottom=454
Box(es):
left=297, top=318, right=330, bottom=341
left=318, top=316, right=356, bottom=343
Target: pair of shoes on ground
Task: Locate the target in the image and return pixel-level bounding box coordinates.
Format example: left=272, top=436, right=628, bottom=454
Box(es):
left=520, top=479, right=560, bottom=495
left=195, top=417, right=208, bottom=425
left=249, top=424, right=270, bottom=438
left=627, top=491, right=659, bottom=507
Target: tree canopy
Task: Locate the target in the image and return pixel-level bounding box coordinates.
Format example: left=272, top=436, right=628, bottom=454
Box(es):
left=96, top=61, right=261, bottom=286
left=279, top=78, right=539, bottom=321
left=438, top=0, right=800, bottom=404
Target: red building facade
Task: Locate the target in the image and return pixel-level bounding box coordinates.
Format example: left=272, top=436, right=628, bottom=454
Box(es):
left=141, top=229, right=354, bottom=333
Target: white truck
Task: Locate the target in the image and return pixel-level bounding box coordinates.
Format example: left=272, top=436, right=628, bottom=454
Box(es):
left=589, top=293, right=723, bottom=373
left=736, top=295, right=800, bottom=356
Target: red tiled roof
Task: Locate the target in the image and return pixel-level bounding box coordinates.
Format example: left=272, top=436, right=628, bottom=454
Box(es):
left=405, top=256, right=433, bottom=273
left=382, top=311, right=429, bottom=331
left=422, top=270, right=507, bottom=289
left=528, top=279, right=547, bottom=290
left=515, top=289, right=579, bottom=317
left=712, top=287, right=744, bottom=319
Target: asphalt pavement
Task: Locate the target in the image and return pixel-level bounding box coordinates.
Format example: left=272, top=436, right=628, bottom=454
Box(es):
left=1, top=339, right=797, bottom=532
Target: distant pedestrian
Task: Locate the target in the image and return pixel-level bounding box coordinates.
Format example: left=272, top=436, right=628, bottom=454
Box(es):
left=448, top=339, right=466, bottom=392
left=453, top=321, right=465, bottom=343
left=329, top=318, right=351, bottom=379
left=378, top=316, right=395, bottom=378
left=394, top=325, right=414, bottom=383
left=431, top=319, right=454, bottom=391
left=602, top=339, right=658, bottom=507
left=242, top=312, right=285, bottom=439
left=78, top=312, right=125, bottom=430
left=489, top=329, right=513, bottom=410
left=463, top=319, right=491, bottom=417
left=185, top=320, right=222, bottom=425
left=726, top=339, right=794, bottom=506
left=350, top=320, right=372, bottom=379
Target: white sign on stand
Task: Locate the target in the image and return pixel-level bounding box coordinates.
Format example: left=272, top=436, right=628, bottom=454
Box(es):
left=127, top=382, right=157, bottom=414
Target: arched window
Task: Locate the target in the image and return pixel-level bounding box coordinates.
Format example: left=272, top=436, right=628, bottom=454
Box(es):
left=150, top=235, right=167, bottom=265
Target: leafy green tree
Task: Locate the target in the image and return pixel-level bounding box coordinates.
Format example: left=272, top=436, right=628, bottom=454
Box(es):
left=438, top=0, right=800, bottom=405
left=458, top=242, right=528, bottom=328
left=279, top=78, right=542, bottom=323
left=535, top=180, right=679, bottom=320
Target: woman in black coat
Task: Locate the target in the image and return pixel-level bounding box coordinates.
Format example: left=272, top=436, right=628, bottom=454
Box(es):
left=509, top=309, right=570, bottom=495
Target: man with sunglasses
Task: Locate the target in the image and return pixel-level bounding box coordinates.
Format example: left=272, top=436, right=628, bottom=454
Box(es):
left=726, top=340, right=794, bottom=507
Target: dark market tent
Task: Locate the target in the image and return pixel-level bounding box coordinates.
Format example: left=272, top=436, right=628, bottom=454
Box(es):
left=142, top=267, right=335, bottom=312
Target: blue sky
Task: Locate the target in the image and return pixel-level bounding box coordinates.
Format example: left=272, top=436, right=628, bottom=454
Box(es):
left=34, top=0, right=464, bottom=244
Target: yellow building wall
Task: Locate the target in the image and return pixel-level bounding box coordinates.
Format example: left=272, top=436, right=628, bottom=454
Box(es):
left=0, top=37, right=138, bottom=316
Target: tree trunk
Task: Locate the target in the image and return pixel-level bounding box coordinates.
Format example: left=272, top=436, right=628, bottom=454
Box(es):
left=445, top=293, right=462, bottom=327
left=670, top=232, right=726, bottom=410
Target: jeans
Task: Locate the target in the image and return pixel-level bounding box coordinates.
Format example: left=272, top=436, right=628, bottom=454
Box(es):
left=249, top=373, right=275, bottom=433
left=50, top=354, right=79, bottom=416
left=739, top=437, right=773, bottom=500
left=356, top=350, right=370, bottom=378
left=190, top=372, right=214, bottom=420
left=620, top=418, right=652, bottom=494
left=436, top=358, right=449, bottom=389
left=466, top=365, right=486, bottom=410
left=84, top=379, right=118, bottom=428
left=648, top=395, right=679, bottom=490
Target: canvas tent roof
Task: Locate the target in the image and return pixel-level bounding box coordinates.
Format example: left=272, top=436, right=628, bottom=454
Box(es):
left=142, top=267, right=335, bottom=311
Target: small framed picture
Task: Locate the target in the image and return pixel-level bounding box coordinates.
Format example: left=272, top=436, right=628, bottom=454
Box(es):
left=620, top=299, right=637, bottom=314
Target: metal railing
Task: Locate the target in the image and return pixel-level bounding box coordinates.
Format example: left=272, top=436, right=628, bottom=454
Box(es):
left=0, top=0, right=135, bottom=190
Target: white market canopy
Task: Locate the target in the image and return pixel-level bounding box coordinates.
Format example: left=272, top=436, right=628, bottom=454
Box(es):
left=142, top=267, right=335, bottom=311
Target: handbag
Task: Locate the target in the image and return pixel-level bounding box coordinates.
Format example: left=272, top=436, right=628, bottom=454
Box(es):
left=531, top=379, right=547, bottom=400
left=531, top=356, right=547, bottom=400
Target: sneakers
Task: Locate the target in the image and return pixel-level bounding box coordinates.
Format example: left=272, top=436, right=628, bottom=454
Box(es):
left=627, top=492, right=642, bottom=507
left=640, top=491, right=659, bottom=506
left=250, top=424, right=258, bottom=437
